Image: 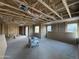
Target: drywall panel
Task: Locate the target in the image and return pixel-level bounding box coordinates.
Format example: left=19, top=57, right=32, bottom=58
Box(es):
left=47, top=32, right=76, bottom=44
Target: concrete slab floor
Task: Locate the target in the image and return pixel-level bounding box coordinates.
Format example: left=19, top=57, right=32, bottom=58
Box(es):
left=5, top=36, right=78, bottom=59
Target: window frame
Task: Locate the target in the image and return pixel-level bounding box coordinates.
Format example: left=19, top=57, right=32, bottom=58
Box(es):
left=47, top=25, right=52, bottom=32
left=66, top=23, right=77, bottom=33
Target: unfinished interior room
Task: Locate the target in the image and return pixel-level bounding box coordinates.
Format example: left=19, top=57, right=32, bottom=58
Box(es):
left=0, top=0, right=79, bottom=59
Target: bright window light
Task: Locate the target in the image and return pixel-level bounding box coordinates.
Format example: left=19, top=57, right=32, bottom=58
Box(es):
left=47, top=25, right=52, bottom=32
left=66, top=23, right=77, bottom=32
left=66, top=23, right=78, bottom=38
left=35, top=26, right=39, bottom=33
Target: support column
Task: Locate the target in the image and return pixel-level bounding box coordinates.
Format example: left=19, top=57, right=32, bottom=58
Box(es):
left=41, top=24, right=46, bottom=39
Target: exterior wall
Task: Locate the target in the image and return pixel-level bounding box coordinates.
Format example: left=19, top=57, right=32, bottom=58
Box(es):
left=51, top=24, right=58, bottom=32
left=47, top=21, right=79, bottom=44
left=4, top=24, right=8, bottom=37
left=51, top=23, right=65, bottom=32
left=0, top=23, right=8, bottom=36
left=58, top=23, right=65, bottom=32
left=0, top=23, right=19, bottom=39
left=47, top=21, right=79, bottom=34
left=8, top=24, right=19, bottom=37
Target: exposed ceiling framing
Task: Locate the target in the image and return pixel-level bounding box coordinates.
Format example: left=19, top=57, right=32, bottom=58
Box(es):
left=44, top=17, right=79, bottom=24
left=48, top=1, right=79, bottom=15
left=0, top=0, right=78, bottom=25
left=62, top=0, right=72, bottom=18
left=38, top=0, right=63, bottom=20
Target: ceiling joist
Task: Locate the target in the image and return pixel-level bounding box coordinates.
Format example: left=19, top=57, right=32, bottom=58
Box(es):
left=0, top=8, right=31, bottom=18
left=44, top=17, right=79, bottom=24
left=48, top=1, right=79, bottom=15
left=0, top=13, right=34, bottom=24
left=14, top=0, right=57, bottom=22
left=0, top=2, right=25, bottom=13
left=0, top=1, right=35, bottom=18
left=13, top=0, right=47, bottom=21
left=15, top=0, right=57, bottom=21
left=30, top=7, right=56, bottom=20
left=27, top=11, right=47, bottom=21
left=0, top=12, right=33, bottom=22
left=58, top=1, right=79, bottom=12
left=0, top=0, right=78, bottom=24
left=0, top=12, right=26, bottom=19
left=32, top=2, right=38, bottom=7
left=62, top=0, right=72, bottom=18
left=38, top=0, right=63, bottom=20
left=0, top=1, right=45, bottom=22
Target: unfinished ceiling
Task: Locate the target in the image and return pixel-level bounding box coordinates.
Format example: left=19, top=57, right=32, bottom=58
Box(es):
left=0, top=0, right=79, bottom=25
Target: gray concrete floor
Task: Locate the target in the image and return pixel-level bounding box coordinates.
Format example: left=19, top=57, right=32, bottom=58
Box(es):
left=5, top=36, right=78, bottom=59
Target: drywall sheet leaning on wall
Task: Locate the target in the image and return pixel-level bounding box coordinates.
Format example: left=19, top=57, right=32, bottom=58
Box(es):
left=0, top=34, right=7, bottom=59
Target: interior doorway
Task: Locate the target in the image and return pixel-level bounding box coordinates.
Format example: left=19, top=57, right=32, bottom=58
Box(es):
left=19, top=26, right=26, bottom=35
left=19, top=26, right=29, bottom=37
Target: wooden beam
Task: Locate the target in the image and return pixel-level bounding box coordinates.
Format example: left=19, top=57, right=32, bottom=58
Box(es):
left=44, top=17, right=79, bottom=24
left=58, top=1, right=79, bottom=12
left=0, top=2, right=23, bottom=12
left=38, top=0, right=63, bottom=20
left=32, top=2, right=38, bottom=7
left=0, top=12, right=25, bottom=18
left=40, top=17, right=52, bottom=22
left=0, top=12, right=34, bottom=23
left=13, top=0, right=56, bottom=22
left=30, top=7, right=56, bottom=20
left=13, top=0, right=43, bottom=21
left=62, top=11, right=79, bottom=17
left=0, top=12, right=32, bottom=20
left=0, top=8, right=24, bottom=16
left=48, top=1, right=79, bottom=15
left=0, top=8, right=31, bottom=18
left=0, top=1, right=34, bottom=17
left=14, top=0, right=57, bottom=21
left=0, top=0, right=45, bottom=22
left=21, top=0, right=28, bottom=4
left=13, top=0, right=26, bottom=4
left=28, top=11, right=52, bottom=22
left=62, top=0, right=71, bottom=18
left=27, top=11, right=45, bottom=21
